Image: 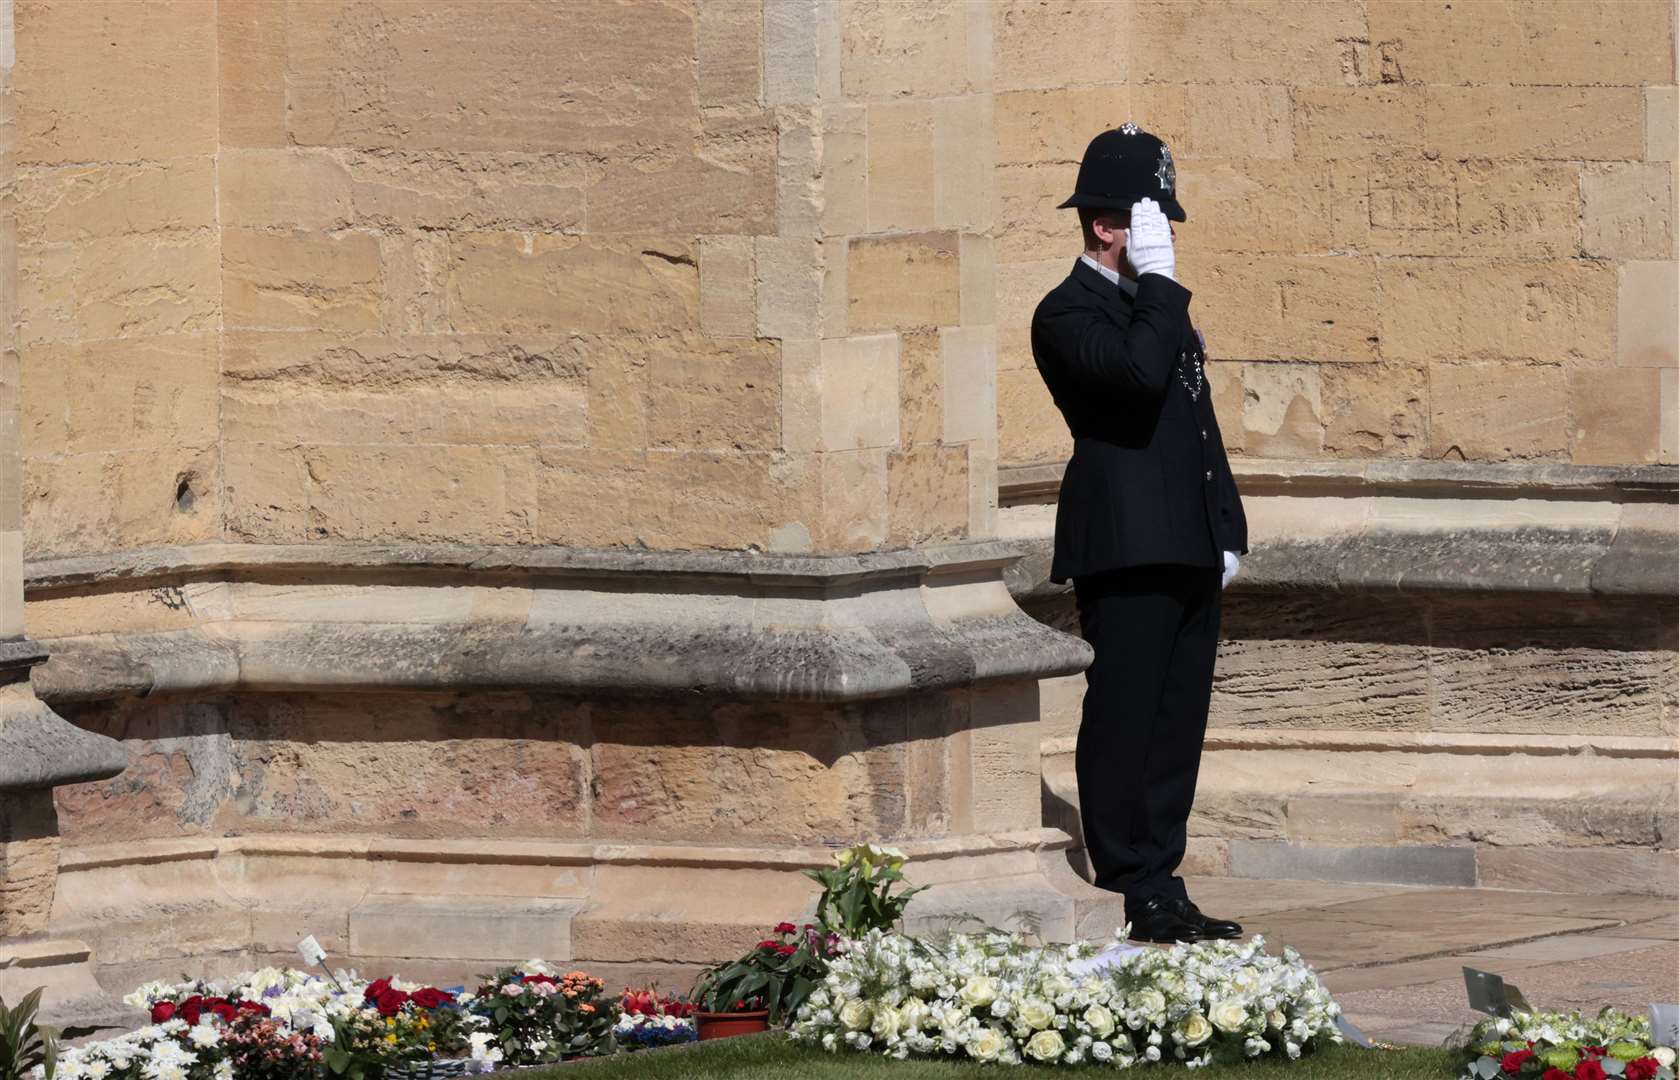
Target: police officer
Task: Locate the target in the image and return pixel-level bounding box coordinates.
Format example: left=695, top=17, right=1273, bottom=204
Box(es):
left=1031, top=125, right=1248, bottom=944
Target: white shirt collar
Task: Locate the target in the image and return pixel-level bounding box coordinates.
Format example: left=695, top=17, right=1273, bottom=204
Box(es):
left=1080, top=253, right=1138, bottom=297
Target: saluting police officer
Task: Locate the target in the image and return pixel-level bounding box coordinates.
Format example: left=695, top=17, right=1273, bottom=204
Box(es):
left=1031, top=125, right=1248, bottom=945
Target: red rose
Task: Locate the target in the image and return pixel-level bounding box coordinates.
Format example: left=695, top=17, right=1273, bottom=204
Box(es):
left=1574, top=1059, right=1607, bottom=1080
left=364, top=978, right=392, bottom=1002
left=409, top=988, right=453, bottom=1010
left=1584, top=1048, right=1607, bottom=1059
left=180, top=996, right=204, bottom=1025
left=1625, top=1060, right=1659, bottom=1080
left=236, top=1000, right=271, bottom=1016
left=1543, top=1070, right=1571, bottom=1080
left=210, top=1002, right=238, bottom=1024
left=150, top=1001, right=177, bottom=1023
left=776, top=944, right=797, bottom=956
left=520, top=973, right=556, bottom=986
left=374, top=989, right=409, bottom=1017
left=773, top=922, right=797, bottom=935
left=756, top=939, right=779, bottom=951
left=1502, top=1050, right=1535, bottom=1073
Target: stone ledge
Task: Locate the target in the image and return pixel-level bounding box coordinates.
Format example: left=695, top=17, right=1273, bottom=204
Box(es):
left=24, top=541, right=1093, bottom=703
left=1042, top=731, right=1679, bottom=760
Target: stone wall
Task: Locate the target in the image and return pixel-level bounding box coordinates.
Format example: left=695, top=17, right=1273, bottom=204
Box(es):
left=995, top=0, right=1678, bottom=470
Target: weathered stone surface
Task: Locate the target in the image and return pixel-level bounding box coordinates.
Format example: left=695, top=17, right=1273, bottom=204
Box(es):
left=1428, top=364, right=1568, bottom=461
left=449, top=234, right=699, bottom=336
left=24, top=448, right=220, bottom=558
left=1617, top=261, right=1679, bottom=369
left=1425, top=86, right=1645, bottom=161
left=1569, top=367, right=1665, bottom=465
left=17, top=159, right=215, bottom=245
left=1184, top=254, right=1379, bottom=363
left=222, top=229, right=381, bottom=333
left=23, top=335, right=219, bottom=457
left=992, top=1, right=1123, bottom=92
left=1321, top=363, right=1427, bottom=458
left=1583, top=163, right=1675, bottom=259
left=887, top=446, right=969, bottom=546
left=1130, top=0, right=1362, bottom=86
left=841, top=0, right=976, bottom=101
left=1380, top=260, right=1616, bottom=365
left=867, top=101, right=936, bottom=231
left=848, top=232, right=961, bottom=332
left=1241, top=363, right=1325, bottom=458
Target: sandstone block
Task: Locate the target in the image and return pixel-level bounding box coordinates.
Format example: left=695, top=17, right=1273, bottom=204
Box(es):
left=1131, top=0, right=1363, bottom=85
left=345, top=151, right=586, bottom=233
left=220, top=332, right=591, bottom=449
left=755, top=237, right=822, bottom=340
left=1185, top=254, right=1378, bottom=363
left=699, top=236, right=756, bottom=338
left=934, top=95, right=994, bottom=231
left=848, top=232, right=961, bottom=333
left=867, top=101, right=937, bottom=232
left=898, top=332, right=944, bottom=448
left=960, top=233, right=997, bottom=328
left=997, top=367, right=1069, bottom=468
left=1617, top=261, right=1679, bottom=368
left=992, top=1, right=1126, bottom=92
left=378, top=231, right=451, bottom=335
left=887, top=446, right=969, bottom=547
left=1456, top=162, right=1583, bottom=259
left=698, top=0, right=764, bottom=107
left=1583, top=163, right=1675, bottom=259
left=223, top=443, right=308, bottom=543
left=351, top=897, right=579, bottom=962
left=1378, top=258, right=1616, bottom=365
left=1664, top=370, right=1679, bottom=463
left=284, top=1, right=694, bottom=153
left=841, top=0, right=974, bottom=101
left=817, top=448, right=888, bottom=551
left=1367, top=0, right=1673, bottom=87
left=588, top=111, right=777, bottom=235
left=220, top=151, right=353, bottom=231
left=820, top=105, right=869, bottom=237
left=17, top=243, right=77, bottom=348
left=532, top=450, right=647, bottom=548
left=23, top=335, right=219, bottom=457
left=1293, top=87, right=1426, bottom=158
left=1206, top=361, right=1245, bottom=455
left=223, top=229, right=381, bottom=333
left=449, top=233, right=698, bottom=336
left=1568, top=367, right=1664, bottom=465
left=1185, top=83, right=1291, bottom=160
left=0, top=795, right=60, bottom=938
left=779, top=339, right=821, bottom=454
left=1649, top=87, right=1679, bottom=162
left=219, top=0, right=288, bottom=147
left=777, top=106, right=823, bottom=238
left=1241, top=363, right=1324, bottom=458
left=764, top=0, right=839, bottom=106
left=1176, top=158, right=1336, bottom=255
left=1426, top=86, right=1644, bottom=160
left=942, top=325, right=998, bottom=446
left=16, top=0, right=216, bottom=164
left=819, top=334, right=900, bottom=452
left=1321, top=363, right=1428, bottom=458
left=75, top=232, right=221, bottom=341
left=18, top=159, right=215, bottom=245
left=993, top=163, right=1073, bottom=265
left=23, top=447, right=219, bottom=558
left=649, top=338, right=782, bottom=452
left=967, top=441, right=998, bottom=540
left=303, top=445, right=539, bottom=544
left=994, top=86, right=1131, bottom=169
left=1428, top=364, right=1568, bottom=461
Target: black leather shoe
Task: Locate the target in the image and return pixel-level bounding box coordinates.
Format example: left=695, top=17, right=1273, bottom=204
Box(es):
left=1164, top=897, right=1242, bottom=940
left=1126, top=896, right=1203, bottom=944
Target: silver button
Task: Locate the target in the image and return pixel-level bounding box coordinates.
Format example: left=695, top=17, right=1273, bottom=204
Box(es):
left=1200, top=429, right=1208, bottom=440
left=1205, top=470, right=1213, bottom=481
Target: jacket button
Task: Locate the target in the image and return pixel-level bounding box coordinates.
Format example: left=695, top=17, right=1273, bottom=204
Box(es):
left=1204, top=469, right=1213, bottom=481
left=1200, top=429, right=1208, bottom=440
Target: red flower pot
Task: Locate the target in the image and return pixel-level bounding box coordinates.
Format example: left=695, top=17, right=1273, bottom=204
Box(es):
left=695, top=1009, right=770, bottom=1041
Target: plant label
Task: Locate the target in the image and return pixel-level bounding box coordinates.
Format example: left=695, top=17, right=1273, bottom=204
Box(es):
left=297, top=935, right=328, bottom=967
left=1463, top=967, right=1512, bottom=1017
left=1334, top=1015, right=1375, bottom=1049
left=1650, top=1003, right=1679, bottom=1047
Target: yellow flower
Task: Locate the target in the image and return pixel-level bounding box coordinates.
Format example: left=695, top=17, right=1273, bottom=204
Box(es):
left=385, top=1034, right=398, bottom=1045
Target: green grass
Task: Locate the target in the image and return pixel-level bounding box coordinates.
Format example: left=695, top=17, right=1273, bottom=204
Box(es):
left=534, top=1034, right=1459, bottom=1079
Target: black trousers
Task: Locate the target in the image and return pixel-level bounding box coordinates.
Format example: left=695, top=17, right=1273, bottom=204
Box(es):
left=1072, top=563, right=1222, bottom=915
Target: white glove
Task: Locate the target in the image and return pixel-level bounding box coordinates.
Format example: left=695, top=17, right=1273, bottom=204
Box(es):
left=1124, top=197, right=1175, bottom=281
left=1221, top=550, right=1240, bottom=589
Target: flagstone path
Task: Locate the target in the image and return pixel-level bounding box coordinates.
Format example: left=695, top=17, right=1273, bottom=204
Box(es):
left=1180, top=877, right=1679, bottom=1047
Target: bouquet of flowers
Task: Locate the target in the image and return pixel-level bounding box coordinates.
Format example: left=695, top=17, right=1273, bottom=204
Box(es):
left=1459, top=1009, right=1676, bottom=1080
left=458, top=962, right=617, bottom=1065
left=692, top=922, right=836, bottom=1024
left=791, top=927, right=1344, bottom=1068
left=44, top=1012, right=322, bottom=1080
left=124, top=968, right=368, bottom=1042
left=613, top=988, right=698, bottom=1050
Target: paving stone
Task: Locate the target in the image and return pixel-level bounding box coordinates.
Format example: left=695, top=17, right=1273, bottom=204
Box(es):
left=1471, top=935, right=1673, bottom=964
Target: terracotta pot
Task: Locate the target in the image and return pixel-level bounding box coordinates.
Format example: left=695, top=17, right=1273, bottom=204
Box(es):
left=695, top=1009, right=770, bottom=1040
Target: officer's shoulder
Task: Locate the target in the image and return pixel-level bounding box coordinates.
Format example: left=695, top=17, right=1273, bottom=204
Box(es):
left=1033, top=274, right=1097, bottom=322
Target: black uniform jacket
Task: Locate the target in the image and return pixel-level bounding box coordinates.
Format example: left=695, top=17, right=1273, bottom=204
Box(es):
left=1031, top=259, right=1248, bottom=584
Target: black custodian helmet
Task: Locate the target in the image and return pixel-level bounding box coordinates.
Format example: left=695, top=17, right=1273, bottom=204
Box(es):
left=1057, top=123, right=1186, bottom=222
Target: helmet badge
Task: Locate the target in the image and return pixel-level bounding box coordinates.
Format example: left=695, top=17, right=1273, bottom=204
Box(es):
left=1155, top=144, right=1176, bottom=195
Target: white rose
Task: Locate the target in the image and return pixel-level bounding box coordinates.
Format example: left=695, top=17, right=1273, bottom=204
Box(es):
left=871, top=1004, right=901, bottom=1041
left=1042, top=975, right=1076, bottom=1000
left=1268, top=1009, right=1286, bottom=1031
left=898, top=999, right=930, bottom=1033
left=1026, top=1029, right=1066, bottom=1062
left=1210, top=1000, right=1250, bottom=1034
left=1649, top=1047, right=1675, bottom=1068
left=1178, top=1012, right=1213, bottom=1048
left=968, top=1026, right=1007, bottom=1062
left=839, top=1000, right=873, bottom=1031
left=1018, top=998, right=1056, bottom=1031
left=1084, top=1004, right=1116, bottom=1038
left=1145, top=1045, right=1162, bottom=1062
left=1129, top=989, right=1167, bottom=1017
left=1091, top=1040, right=1114, bottom=1063
left=959, top=976, right=999, bottom=1009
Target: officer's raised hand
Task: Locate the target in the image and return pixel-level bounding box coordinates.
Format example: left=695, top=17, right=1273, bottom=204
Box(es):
left=1124, top=198, right=1175, bottom=281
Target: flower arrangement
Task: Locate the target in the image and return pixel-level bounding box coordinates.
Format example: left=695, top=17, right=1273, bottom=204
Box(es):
left=125, top=969, right=367, bottom=1043
left=458, top=962, right=617, bottom=1066
left=692, top=921, right=837, bottom=1025
left=806, top=843, right=925, bottom=940
left=790, top=927, right=1344, bottom=1068
left=46, top=1012, right=322, bottom=1080
left=1459, top=1009, right=1676, bottom=1080
left=614, top=988, right=697, bottom=1050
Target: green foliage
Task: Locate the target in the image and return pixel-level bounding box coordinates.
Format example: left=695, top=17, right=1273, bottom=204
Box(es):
left=802, top=843, right=927, bottom=940
left=691, top=925, right=828, bottom=1026
left=0, top=989, right=58, bottom=1080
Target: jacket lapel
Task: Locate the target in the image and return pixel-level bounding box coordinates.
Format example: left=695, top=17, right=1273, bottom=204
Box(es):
left=1069, top=258, right=1135, bottom=319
